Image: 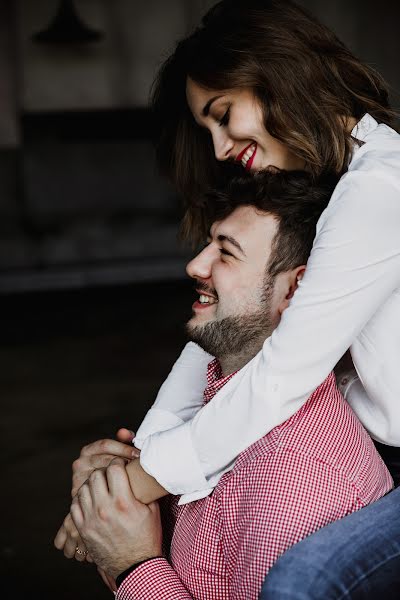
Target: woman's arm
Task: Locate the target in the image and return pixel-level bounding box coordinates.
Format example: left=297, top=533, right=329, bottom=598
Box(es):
left=134, top=342, right=212, bottom=448
left=138, top=172, right=400, bottom=496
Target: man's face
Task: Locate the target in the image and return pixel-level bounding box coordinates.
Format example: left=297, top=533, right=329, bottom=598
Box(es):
left=186, top=205, right=282, bottom=359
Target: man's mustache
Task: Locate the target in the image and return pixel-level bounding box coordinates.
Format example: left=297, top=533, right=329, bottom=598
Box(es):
left=194, top=280, right=219, bottom=300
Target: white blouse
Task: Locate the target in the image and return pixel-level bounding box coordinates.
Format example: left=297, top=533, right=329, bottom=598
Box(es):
left=135, top=114, right=400, bottom=503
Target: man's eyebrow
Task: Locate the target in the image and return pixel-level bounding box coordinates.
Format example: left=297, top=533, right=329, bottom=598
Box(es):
left=217, top=234, right=246, bottom=256
left=202, top=95, right=223, bottom=117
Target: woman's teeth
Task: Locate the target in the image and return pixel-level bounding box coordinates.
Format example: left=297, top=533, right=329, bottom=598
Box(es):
left=199, top=294, right=217, bottom=305
left=241, top=143, right=256, bottom=168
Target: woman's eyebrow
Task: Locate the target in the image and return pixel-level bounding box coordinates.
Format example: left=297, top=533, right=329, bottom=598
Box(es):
left=217, top=234, right=246, bottom=256
left=202, top=95, right=223, bottom=117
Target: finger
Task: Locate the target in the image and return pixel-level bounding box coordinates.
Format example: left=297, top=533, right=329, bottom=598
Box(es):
left=77, top=480, right=94, bottom=518
left=59, top=512, right=83, bottom=559
left=109, top=456, right=128, bottom=467
left=81, top=439, right=135, bottom=460
left=106, top=461, right=135, bottom=502
left=72, top=453, right=125, bottom=497
left=70, top=496, right=84, bottom=530
left=54, top=522, right=68, bottom=550
left=73, top=537, right=88, bottom=563
left=116, top=428, right=141, bottom=458
left=132, top=446, right=141, bottom=459
left=88, top=468, right=109, bottom=504
left=63, top=526, right=81, bottom=559
left=116, top=428, right=135, bottom=444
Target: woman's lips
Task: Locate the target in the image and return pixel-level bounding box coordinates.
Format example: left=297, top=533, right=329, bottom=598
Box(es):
left=245, top=145, right=257, bottom=171
left=236, top=143, right=257, bottom=171
left=236, top=142, right=254, bottom=163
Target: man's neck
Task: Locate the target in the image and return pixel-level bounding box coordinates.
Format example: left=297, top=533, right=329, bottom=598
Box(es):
left=219, top=340, right=265, bottom=377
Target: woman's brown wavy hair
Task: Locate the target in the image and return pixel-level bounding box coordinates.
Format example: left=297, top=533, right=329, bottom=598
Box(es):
left=151, top=0, right=396, bottom=242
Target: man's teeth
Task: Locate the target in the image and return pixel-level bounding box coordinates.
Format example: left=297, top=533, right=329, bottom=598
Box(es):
left=199, top=294, right=217, bottom=305
left=241, top=143, right=256, bottom=168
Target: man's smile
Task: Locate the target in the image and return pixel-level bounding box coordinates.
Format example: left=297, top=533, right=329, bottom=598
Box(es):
left=192, top=288, right=219, bottom=312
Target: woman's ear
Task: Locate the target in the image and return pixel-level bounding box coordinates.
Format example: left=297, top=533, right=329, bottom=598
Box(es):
left=277, top=266, right=306, bottom=315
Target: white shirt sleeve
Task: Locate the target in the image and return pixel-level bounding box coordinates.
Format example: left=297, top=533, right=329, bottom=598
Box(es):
left=139, top=171, right=400, bottom=495
left=134, top=342, right=212, bottom=448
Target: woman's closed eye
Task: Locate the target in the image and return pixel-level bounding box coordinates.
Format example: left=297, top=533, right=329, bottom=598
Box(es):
left=218, top=107, right=230, bottom=127
left=219, top=247, right=234, bottom=257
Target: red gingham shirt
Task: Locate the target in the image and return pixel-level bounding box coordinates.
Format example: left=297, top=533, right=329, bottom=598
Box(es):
left=117, top=360, right=392, bottom=600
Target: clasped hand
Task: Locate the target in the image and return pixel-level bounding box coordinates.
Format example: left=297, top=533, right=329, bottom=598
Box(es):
left=54, top=429, right=140, bottom=561
left=71, top=457, right=163, bottom=580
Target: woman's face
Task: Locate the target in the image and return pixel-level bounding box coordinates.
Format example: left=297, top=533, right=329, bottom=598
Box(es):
left=186, top=78, right=305, bottom=172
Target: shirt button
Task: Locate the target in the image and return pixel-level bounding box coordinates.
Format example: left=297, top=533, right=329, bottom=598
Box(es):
left=341, top=377, right=349, bottom=386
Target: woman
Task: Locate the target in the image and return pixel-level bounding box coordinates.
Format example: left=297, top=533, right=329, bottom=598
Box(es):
left=135, top=0, right=400, bottom=496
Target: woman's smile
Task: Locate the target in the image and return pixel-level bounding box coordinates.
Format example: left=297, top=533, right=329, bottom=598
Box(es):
left=186, top=79, right=305, bottom=173
left=236, top=143, right=258, bottom=171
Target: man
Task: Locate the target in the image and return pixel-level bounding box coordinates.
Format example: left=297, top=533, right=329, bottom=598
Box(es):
left=70, top=171, right=392, bottom=599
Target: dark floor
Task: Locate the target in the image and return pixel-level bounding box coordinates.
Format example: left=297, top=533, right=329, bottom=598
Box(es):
left=0, top=279, right=193, bottom=598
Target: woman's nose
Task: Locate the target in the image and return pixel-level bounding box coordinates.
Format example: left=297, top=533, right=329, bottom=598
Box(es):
left=212, top=131, right=234, bottom=161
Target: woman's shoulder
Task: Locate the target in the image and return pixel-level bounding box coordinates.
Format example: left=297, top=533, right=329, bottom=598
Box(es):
left=346, top=119, right=400, bottom=191
left=317, top=136, right=400, bottom=235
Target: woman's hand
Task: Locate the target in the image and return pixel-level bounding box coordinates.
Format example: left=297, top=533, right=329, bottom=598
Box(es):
left=54, top=511, right=91, bottom=561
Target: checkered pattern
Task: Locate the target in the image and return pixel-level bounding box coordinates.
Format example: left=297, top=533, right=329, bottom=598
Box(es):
left=117, top=363, right=392, bottom=600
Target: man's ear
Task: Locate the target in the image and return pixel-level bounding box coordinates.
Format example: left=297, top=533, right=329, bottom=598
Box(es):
left=277, top=266, right=306, bottom=316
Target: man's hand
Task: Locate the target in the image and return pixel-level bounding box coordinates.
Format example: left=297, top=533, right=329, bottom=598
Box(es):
left=55, top=428, right=140, bottom=561
left=70, top=458, right=163, bottom=580
left=71, top=434, right=139, bottom=497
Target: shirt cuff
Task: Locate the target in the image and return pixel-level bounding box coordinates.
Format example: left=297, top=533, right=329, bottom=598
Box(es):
left=116, top=557, right=192, bottom=600
left=140, top=421, right=209, bottom=495
left=134, top=409, right=184, bottom=449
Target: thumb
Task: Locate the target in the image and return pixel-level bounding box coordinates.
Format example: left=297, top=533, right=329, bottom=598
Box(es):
left=116, top=428, right=135, bottom=444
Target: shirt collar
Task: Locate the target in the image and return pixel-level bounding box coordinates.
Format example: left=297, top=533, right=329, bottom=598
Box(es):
left=351, top=113, right=379, bottom=143
left=203, top=359, right=237, bottom=405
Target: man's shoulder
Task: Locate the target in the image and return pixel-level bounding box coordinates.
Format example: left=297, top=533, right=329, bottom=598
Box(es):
left=226, top=373, right=378, bottom=485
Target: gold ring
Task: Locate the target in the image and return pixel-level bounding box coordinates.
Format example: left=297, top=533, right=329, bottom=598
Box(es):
left=75, top=545, right=88, bottom=556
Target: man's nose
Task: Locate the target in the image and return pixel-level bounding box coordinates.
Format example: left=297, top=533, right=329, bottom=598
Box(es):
left=212, top=131, right=234, bottom=161
left=186, top=246, right=215, bottom=280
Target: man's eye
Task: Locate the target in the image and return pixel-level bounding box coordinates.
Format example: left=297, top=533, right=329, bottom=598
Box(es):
left=219, top=248, right=233, bottom=257
left=218, top=107, right=230, bottom=127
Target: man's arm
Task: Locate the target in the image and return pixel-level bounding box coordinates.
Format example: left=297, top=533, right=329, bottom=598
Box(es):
left=71, top=458, right=193, bottom=600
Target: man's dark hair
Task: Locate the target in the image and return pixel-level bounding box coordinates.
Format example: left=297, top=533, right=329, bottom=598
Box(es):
left=207, top=169, right=338, bottom=277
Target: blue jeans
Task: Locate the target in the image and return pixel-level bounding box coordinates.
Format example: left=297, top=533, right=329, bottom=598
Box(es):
left=260, top=486, right=400, bottom=599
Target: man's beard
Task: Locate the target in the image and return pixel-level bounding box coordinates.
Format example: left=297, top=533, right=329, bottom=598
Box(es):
left=186, top=278, right=275, bottom=361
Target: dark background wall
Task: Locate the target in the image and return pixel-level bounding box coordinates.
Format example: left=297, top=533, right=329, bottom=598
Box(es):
left=0, top=0, right=399, bottom=293
left=1, top=1, right=399, bottom=598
